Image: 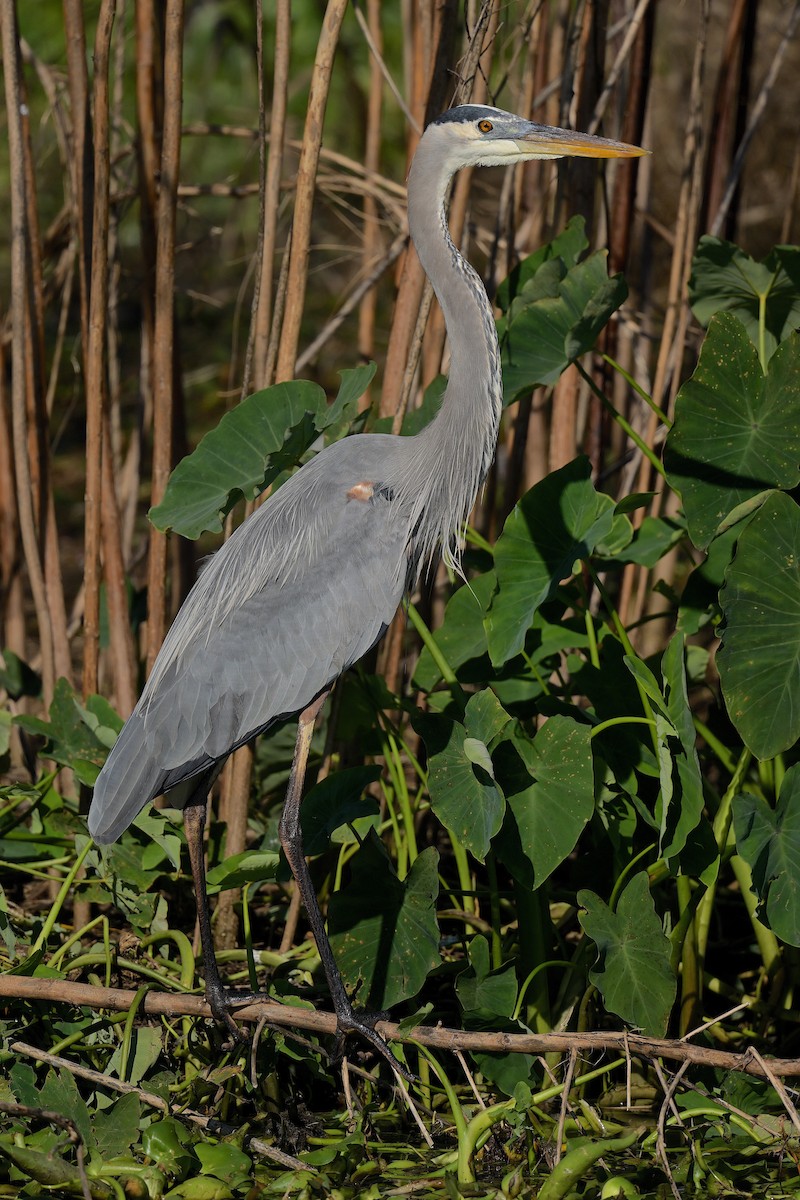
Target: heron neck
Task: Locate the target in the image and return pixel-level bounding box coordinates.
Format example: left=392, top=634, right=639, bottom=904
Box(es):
left=402, top=138, right=502, bottom=569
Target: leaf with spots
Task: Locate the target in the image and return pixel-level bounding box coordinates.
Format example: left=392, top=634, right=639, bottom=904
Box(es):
left=718, top=491, right=800, bottom=758
left=664, top=315, right=800, bottom=549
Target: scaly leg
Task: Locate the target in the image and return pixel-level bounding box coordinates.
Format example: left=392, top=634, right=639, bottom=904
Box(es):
left=279, top=692, right=410, bottom=1079
left=183, top=767, right=264, bottom=1038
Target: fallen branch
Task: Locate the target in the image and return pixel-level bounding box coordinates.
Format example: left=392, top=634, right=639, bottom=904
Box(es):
left=2, top=974, right=799, bottom=1079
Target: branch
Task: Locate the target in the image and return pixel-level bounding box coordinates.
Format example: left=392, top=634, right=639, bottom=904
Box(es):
left=2, top=974, right=798, bottom=1079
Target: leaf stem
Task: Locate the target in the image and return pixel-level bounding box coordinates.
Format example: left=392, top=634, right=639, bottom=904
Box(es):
left=577, top=361, right=666, bottom=479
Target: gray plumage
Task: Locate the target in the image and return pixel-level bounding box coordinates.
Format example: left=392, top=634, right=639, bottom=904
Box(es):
left=89, top=105, right=643, bottom=847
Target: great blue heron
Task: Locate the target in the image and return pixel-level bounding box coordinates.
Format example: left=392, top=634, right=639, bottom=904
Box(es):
left=89, top=105, right=645, bottom=1074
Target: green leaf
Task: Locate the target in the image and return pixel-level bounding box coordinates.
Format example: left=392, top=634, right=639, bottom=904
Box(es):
left=299, top=764, right=382, bottom=856
left=664, top=315, right=800, bottom=549
left=195, top=1143, right=253, bottom=1189
left=456, top=935, right=517, bottom=1019
left=0, top=648, right=41, bottom=700
left=38, top=1068, right=92, bottom=1148
left=416, top=704, right=506, bottom=863
left=464, top=688, right=511, bottom=747
left=494, top=716, right=594, bottom=889
left=321, top=363, right=377, bottom=431
left=413, top=571, right=496, bottom=691
left=689, top=237, right=800, bottom=363
left=205, top=850, right=279, bottom=893
left=495, top=216, right=589, bottom=311
left=485, top=457, right=615, bottom=666
left=500, top=249, right=627, bottom=400
left=578, top=872, right=676, bottom=1036
left=734, top=768, right=800, bottom=945
left=603, top=516, right=683, bottom=567
left=328, top=835, right=440, bottom=1009
left=149, top=379, right=326, bottom=538
left=718, top=491, right=800, bottom=758
left=107, top=1027, right=163, bottom=1087
left=90, top=1093, right=141, bottom=1158
left=13, top=679, right=114, bottom=784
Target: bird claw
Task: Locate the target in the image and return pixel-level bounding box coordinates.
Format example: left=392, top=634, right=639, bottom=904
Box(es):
left=202, top=977, right=413, bottom=1082
left=331, top=1004, right=415, bottom=1083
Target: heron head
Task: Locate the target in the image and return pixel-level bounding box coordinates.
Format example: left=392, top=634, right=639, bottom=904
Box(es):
left=428, top=104, right=648, bottom=168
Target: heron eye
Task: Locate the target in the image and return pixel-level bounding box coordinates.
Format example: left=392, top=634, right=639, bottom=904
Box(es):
left=478, top=119, right=493, bottom=133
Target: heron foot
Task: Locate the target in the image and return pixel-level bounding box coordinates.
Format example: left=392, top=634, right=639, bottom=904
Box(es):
left=330, top=1001, right=414, bottom=1082
left=203, top=976, right=270, bottom=1042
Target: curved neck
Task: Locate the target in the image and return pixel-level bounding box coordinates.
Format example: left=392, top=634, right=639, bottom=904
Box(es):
left=401, top=135, right=502, bottom=569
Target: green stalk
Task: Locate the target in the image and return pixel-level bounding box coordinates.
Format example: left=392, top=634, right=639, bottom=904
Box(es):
left=414, top=1045, right=471, bottom=1182
left=514, top=881, right=552, bottom=1032
left=577, top=361, right=666, bottom=479
left=30, top=837, right=93, bottom=954
left=406, top=600, right=467, bottom=706
left=119, top=985, right=154, bottom=1082
left=695, top=746, right=752, bottom=966
left=602, top=352, right=672, bottom=428
left=486, top=850, right=502, bottom=969
left=731, top=853, right=781, bottom=977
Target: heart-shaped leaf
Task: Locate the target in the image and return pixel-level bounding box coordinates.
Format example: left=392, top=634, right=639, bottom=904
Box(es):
left=328, top=834, right=440, bottom=1009
left=578, top=872, right=676, bottom=1036
left=485, top=457, right=615, bottom=666
left=718, top=490, right=800, bottom=758
left=664, top=314, right=800, bottom=548
left=734, top=767, right=800, bottom=946
left=689, top=237, right=800, bottom=363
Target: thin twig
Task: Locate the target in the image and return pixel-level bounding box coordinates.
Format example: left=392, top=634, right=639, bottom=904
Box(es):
left=653, top=1059, right=689, bottom=1200
left=747, top=1047, right=800, bottom=1138
left=709, top=0, right=800, bottom=237
left=353, top=0, right=420, bottom=132
left=296, top=230, right=407, bottom=371
left=554, top=1049, right=578, bottom=1165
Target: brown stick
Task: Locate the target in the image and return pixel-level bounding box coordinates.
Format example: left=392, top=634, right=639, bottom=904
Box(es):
left=83, top=0, right=116, bottom=698
left=145, top=0, right=184, bottom=673
left=248, top=0, right=290, bottom=392
left=1, top=0, right=56, bottom=706
left=274, top=0, right=349, bottom=383
left=2, top=974, right=799, bottom=1080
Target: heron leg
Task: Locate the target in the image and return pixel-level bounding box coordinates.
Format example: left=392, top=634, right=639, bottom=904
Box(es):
left=183, top=768, right=264, bottom=1038
left=279, top=692, right=410, bottom=1080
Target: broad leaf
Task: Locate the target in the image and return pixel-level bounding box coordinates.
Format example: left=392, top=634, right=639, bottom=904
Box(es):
left=718, top=491, right=800, bottom=758
left=664, top=315, right=800, bottom=549
left=578, top=872, right=676, bottom=1036
left=413, top=572, right=496, bottom=691
left=149, top=379, right=326, bottom=538
left=689, top=237, right=800, bottom=363
left=205, top=850, right=279, bottom=892
left=500, top=249, right=627, bottom=400
left=494, top=716, right=594, bottom=889
left=416, top=692, right=509, bottom=862
left=456, top=936, right=517, bottom=1019
left=734, top=768, right=800, bottom=946
left=485, top=457, right=615, bottom=666
left=299, top=765, right=382, bottom=855
left=90, top=1093, right=141, bottom=1158
left=13, top=679, right=114, bottom=786
left=495, top=215, right=589, bottom=311
left=328, top=834, right=440, bottom=1009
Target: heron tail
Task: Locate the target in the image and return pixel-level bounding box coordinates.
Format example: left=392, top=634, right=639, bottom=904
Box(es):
left=88, top=711, right=167, bottom=845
